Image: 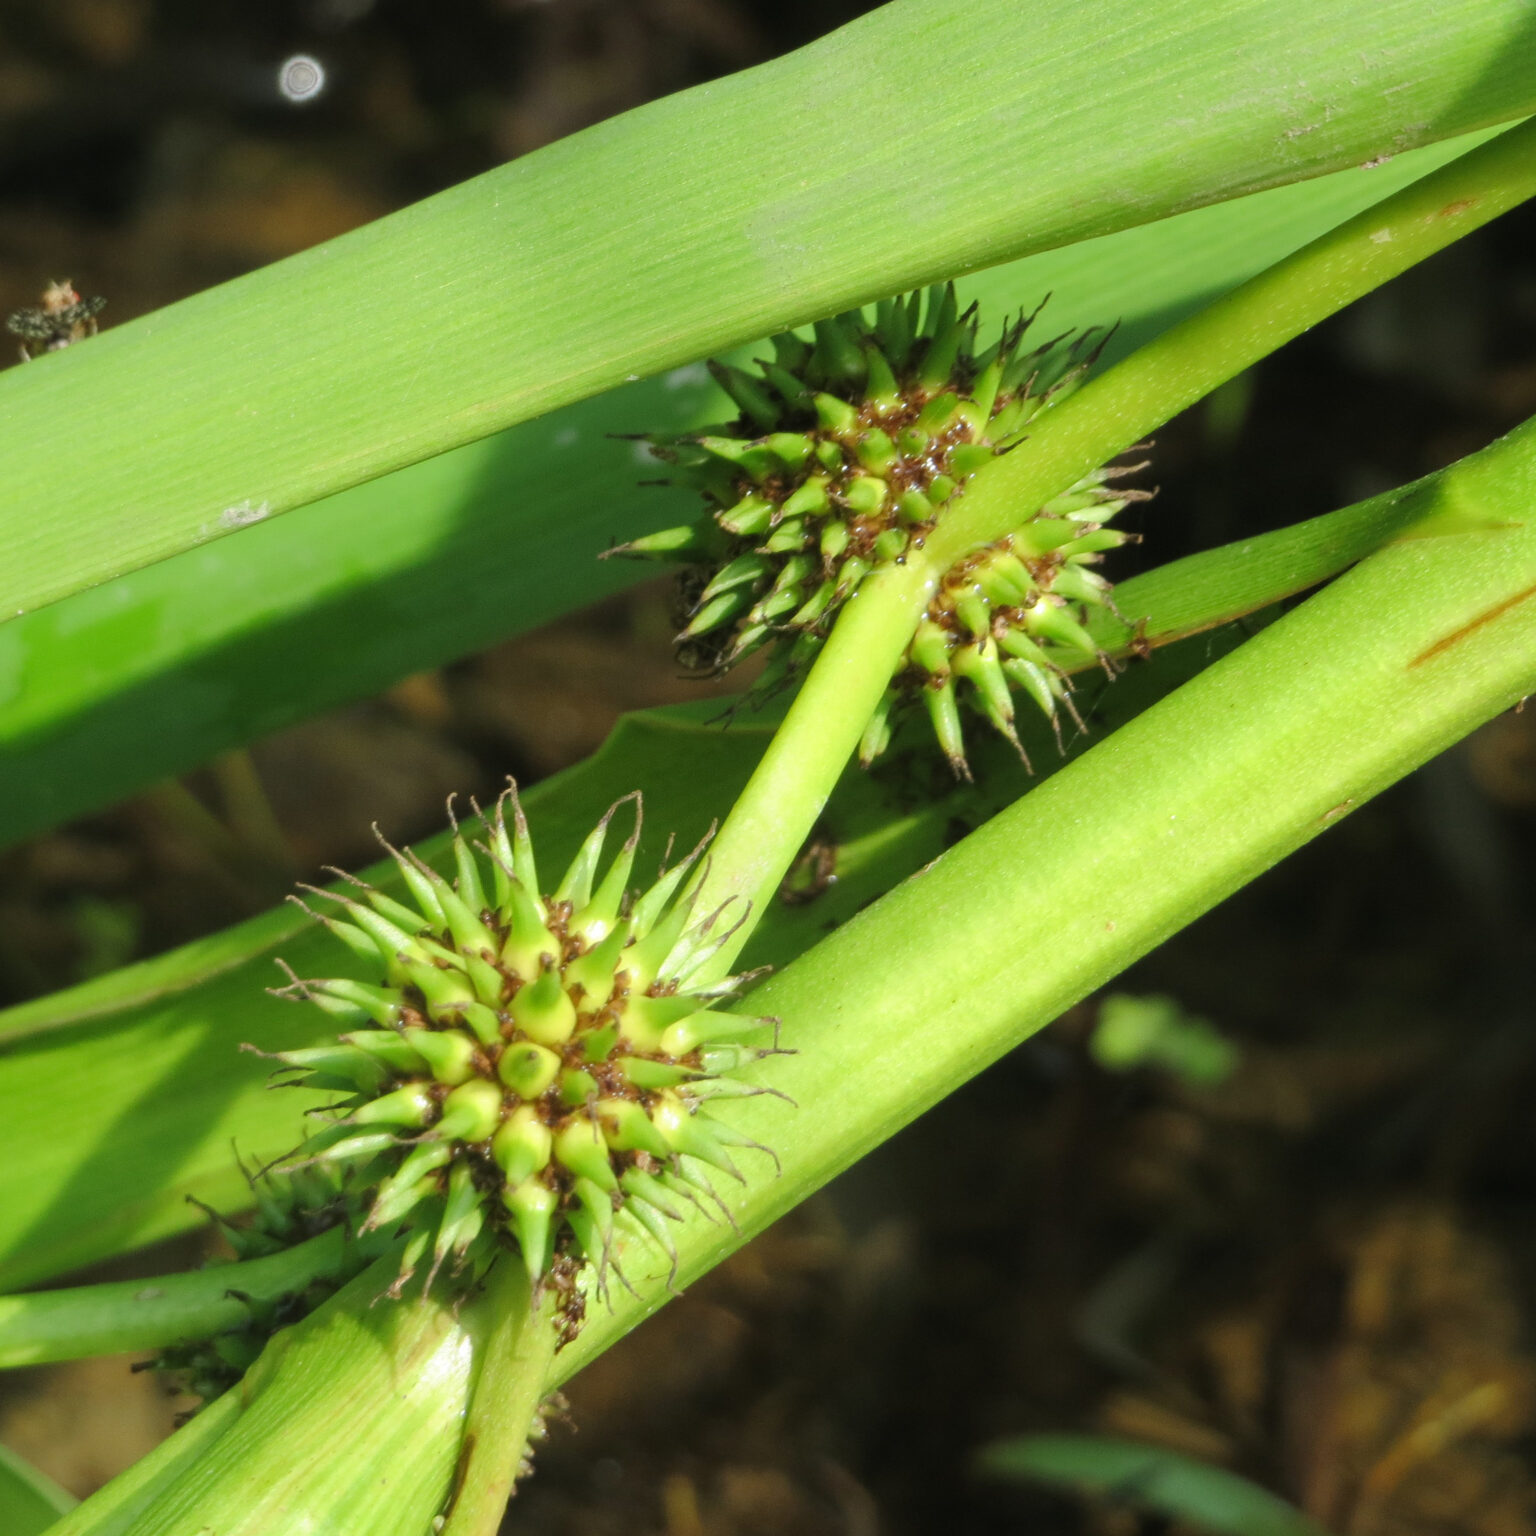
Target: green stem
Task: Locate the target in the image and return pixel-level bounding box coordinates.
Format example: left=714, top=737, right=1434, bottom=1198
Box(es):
left=693, top=116, right=1536, bottom=975
left=555, top=409, right=1536, bottom=1386
left=0, top=1224, right=386, bottom=1368
left=1080, top=468, right=1466, bottom=661
left=438, top=1261, right=562, bottom=1536
left=754, top=466, right=1492, bottom=967
left=692, top=557, right=932, bottom=951
left=932, top=115, right=1536, bottom=566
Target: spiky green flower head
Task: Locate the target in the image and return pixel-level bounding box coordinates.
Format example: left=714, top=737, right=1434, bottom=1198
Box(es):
left=860, top=494, right=1139, bottom=779
left=152, top=1165, right=368, bottom=1409
left=616, top=285, right=1149, bottom=775
left=267, top=789, right=779, bottom=1300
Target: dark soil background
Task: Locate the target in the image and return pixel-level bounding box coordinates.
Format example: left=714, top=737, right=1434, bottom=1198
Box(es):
left=2, top=4, right=1536, bottom=1533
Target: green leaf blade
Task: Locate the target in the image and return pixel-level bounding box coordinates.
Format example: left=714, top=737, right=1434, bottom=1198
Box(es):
left=0, top=438, right=1507, bottom=1290
left=0, top=127, right=1505, bottom=848
left=0, top=1443, right=75, bottom=1536
left=977, top=1434, right=1334, bottom=1536
left=1, top=0, right=1532, bottom=623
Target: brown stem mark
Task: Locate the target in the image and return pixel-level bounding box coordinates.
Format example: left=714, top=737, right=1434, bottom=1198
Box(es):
left=1408, top=583, right=1536, bottom=669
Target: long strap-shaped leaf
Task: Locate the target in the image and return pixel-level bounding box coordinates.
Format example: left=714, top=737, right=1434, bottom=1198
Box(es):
left=0, top=446, right=1518, bottom=1294
left=41, top=383, right=1536, bottom=1536
left=0, top=128, right=1500, bottom=852
left=1, top=0, right=1533, bottom=620
left=553, top=410, right=1536, bottom=1383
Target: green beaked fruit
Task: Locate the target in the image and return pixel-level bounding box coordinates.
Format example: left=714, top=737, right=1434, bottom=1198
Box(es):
left=614, top=285, right=1149, bottom=774
left=270, top=788, right=781, bottom=1298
